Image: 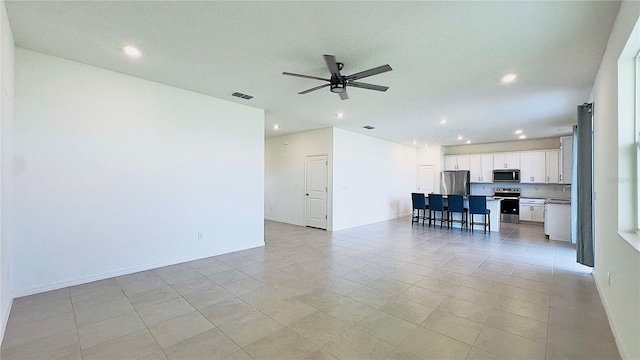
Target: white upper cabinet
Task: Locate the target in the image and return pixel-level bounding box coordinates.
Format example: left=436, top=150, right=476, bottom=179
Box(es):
left=469, top=154, right=493, bottom=183
left=493, top=152, right=520, bottom=169
left=520, top=151, right=546, bottom=183
left=444, top=156, right=457, bottom=171
left=545, top=150, right=560, bottom=183
left=444, top=155, right=470, bottom=170
left=447, top=149, right=562, bottom=183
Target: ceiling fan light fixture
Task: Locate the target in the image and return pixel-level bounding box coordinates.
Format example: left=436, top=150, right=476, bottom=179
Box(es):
left=330, top=83, right=347, bottom=93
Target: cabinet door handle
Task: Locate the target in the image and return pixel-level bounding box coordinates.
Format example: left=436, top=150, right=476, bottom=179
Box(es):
left=547, top=176, right=549, bottom=182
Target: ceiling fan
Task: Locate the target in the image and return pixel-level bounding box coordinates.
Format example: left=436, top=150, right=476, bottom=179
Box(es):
left=283, top=55, right=392, bottom=100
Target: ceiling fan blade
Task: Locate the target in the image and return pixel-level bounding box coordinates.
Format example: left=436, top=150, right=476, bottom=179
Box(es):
left=283, top=72, right=330, bottom=82
left=348, top=81, right=389, bottom=92
left=298, top=83, right=331, bottom=94
left=323, top=55, right=342, bottom=78
left=345, top=64, right=393, bottom=81
left=339, top=91, right=349, bottom=100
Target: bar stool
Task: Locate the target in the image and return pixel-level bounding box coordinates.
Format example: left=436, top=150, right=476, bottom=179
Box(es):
left=428, top=194, right=448, bottom=228
left=447, top=194, right=468, bottom=231
left=469, top=195, right=491, bottom=233
left=411, top=193, right=428, bottom=226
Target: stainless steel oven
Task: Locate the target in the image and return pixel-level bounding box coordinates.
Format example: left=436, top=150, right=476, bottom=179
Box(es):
left=493, top=188, right=521, bottom=223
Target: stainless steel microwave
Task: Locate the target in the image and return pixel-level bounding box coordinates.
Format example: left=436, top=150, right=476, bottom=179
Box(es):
left=493, top=169, right=520, bottom=182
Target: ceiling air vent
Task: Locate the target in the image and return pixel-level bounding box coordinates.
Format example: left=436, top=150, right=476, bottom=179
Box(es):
left=363, top=126, right=375, bottom=130
left=231, top=92, right=254, bottom=100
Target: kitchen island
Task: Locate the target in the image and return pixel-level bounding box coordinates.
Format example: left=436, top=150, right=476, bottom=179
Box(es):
left=424, top=196, right=501, bottom=232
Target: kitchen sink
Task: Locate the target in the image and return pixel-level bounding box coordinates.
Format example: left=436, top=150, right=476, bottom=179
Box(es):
left=545, top=198, right=571, bottom=204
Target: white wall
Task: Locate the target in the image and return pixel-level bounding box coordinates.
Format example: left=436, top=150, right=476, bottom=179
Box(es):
left=589, top=2, right=640, bottom=359
left=0, top=0, right=14, bottom=343
left=265, top=128, right=333, bottom=229
left=13, top=49, right=265, bottom=296
left=332, top=128, right=416, bottom=231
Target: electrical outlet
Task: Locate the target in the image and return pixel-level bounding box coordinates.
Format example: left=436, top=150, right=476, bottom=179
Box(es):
left=198, top=232, right=203, bottom=240
left=607, top=272, right=611, bottom=286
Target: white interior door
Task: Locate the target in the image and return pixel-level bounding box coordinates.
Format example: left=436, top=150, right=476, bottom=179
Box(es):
left=305, top=155, right=328, bottom=229
left=417, top=165, right=435, bottom=194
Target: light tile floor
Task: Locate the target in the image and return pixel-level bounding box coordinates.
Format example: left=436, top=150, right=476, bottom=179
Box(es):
left=1, top=219, right=621, bottom=360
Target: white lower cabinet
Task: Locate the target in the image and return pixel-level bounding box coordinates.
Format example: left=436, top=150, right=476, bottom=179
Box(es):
left=545, top=203, right=571, bottom=241
left=519, top=198, right=545, bottom=222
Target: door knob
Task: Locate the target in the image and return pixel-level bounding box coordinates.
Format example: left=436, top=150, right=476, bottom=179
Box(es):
left=306, top=193, right=309, bottom=196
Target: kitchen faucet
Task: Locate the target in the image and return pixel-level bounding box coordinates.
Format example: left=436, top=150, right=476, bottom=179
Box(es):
left=562, top=185, right=572, bottom=192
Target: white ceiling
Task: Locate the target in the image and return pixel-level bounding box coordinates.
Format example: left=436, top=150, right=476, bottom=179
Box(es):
left=6, top=1, right=620, bottom=146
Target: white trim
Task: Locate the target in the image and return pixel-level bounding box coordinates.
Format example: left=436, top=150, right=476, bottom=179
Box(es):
left=12, top=243, right=265, bottom=298
left=264, top=216, right=305, bottom=227
left=593, top=271, right=629, bottom=360
left=636, top=53, right=640, bottom=228
left=0, top=298, right=13, bottom=347
left=617, top=231, right=640, bottom=253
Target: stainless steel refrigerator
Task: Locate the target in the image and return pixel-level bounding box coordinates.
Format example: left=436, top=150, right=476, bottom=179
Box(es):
left=440, top=171, right=471, bottom=196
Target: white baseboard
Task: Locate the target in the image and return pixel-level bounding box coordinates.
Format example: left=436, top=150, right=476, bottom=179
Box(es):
left=12, top=242, right=265, bottom=298
left=264, top=216, right=305, bottom=227
left=593, top=272, right=628, bottom=360
left=1, top=296, right=13, bottom=347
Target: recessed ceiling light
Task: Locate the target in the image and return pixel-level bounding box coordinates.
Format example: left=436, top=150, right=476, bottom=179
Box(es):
left=121, top=45, right=141, bottom=58
left=519, top=134, right=527, bottom=139
left=502, top=73, right=517, bottom=84
left=273, top=124, right=280, bottom=130
left=439, top=119, right=447, bottom=124
left=456, top=135, right=463, bottom=140
left=466, top=140, right=471, bottom=144
left=337, top=113, right=344, bottom=119
left=515, top=129, right=523, bottom=134
left=412, top=140, right=417, bottom=145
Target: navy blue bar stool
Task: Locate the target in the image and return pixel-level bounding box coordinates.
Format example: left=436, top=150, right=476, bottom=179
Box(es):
left=469, top=195, right=491, bottom=233
left=447, top=195, right=468, bottom=231
left=428, top=194, right=448, bottom=228
left=411, top=193, right=428, bottom=226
